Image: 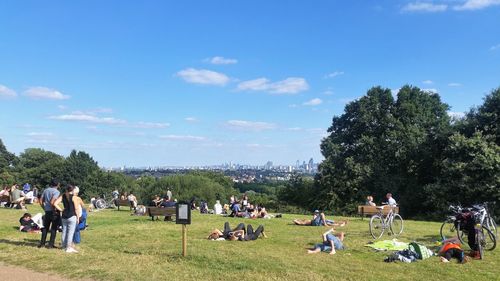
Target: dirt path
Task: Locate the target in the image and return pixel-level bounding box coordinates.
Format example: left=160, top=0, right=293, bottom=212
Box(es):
left=0, top=262, right=90, bottom=281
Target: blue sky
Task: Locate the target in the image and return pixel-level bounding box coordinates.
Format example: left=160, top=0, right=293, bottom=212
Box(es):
left=1, top=1, right=499, bottom=167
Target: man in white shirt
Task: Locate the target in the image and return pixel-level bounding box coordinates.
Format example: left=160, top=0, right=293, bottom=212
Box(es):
left=386, top=193, right=397, bottom=206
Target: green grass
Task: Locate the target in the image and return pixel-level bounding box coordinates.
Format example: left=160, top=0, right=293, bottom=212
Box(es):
left=1, top=206, right=499, bottom=281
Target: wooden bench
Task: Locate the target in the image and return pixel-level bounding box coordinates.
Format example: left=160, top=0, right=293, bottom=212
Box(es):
left=147, top=206, right=176, bottom=221
left=116, top=199, right=132, bottom=211
left=357, top=205, right=399, bottom=219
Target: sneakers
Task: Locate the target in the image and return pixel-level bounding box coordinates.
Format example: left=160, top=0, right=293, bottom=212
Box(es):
left=65, top=247, right=78, bottom=253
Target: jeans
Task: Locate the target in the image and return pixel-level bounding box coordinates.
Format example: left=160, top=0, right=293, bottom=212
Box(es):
left=40, top=211, right=60, bottom=246
left=61, top=216, right=77, bottom=249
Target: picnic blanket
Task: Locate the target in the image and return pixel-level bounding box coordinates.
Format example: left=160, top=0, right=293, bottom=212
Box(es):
left=365, top=239, right=409, bottom=251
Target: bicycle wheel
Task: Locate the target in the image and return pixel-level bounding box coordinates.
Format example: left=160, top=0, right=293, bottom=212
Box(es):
left=94, top=198, right=107, bottom=210
left=390, top=214, right=404, bottom=236
left=440, top=220, right=457, bottom=240
left=370, top=215, right=385, bottom=239
left=481, top=225, right=497, bottom=251
left=485, top=216, right=498, bottom=238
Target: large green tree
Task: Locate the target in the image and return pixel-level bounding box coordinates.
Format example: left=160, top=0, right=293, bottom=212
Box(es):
left=317, top=85, right=452, bottom=217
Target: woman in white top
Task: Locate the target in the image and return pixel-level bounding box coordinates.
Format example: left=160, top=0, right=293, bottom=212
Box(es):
left=214, top=200, right=223, bottom=215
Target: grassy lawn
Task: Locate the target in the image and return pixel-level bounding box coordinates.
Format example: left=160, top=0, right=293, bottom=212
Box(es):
left=0, top=206, right=499, bottom=281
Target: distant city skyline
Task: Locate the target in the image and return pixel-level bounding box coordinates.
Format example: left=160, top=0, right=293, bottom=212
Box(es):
left=1, top=1, right=499, bottom=167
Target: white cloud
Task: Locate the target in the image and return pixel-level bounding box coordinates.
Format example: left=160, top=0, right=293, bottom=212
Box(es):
left=454, top=0, right=500, bottom=10
left=448, top=82, right=462, bottom=87
left=132, top=122, right=170, bottom=129
left=205, top=56, right=238, bottom=65
left=447, top=111, right=466, bottom=119
left=422, top=88, right=438, bottom=93
left=325, top=71, right=344, bottom=78
left=176, top=68, right=230, bottom=86
left=288, top=104, right=298, bottom=108
left=303, top=98, right=323, bottom=106
left=49, top=114, right=126, bottom=125
left=402, top=2, right=448, bottom=12
left=287, top=127, right=303, bottom=131
left=225, top=120, right=277, bottom=131
left=490, top=44, right=500, bottom=51
left=323, top=90, right=334, bottom=96
left=57, top=105, right=67, bottom=110
left=391, top=88, right=400, bottom=99
left=24, top=86, right=70, bottom=100
left=422, top=80, right=434, bottom=84
left=159, top=135, right=207, bottom=141
left=184, top=117, right=199, bottom=122
left=237, top=78, right=270, bottom=91
left=0, top=85, right=17, bottom=98
left=237, top=77, right=309, bottom=94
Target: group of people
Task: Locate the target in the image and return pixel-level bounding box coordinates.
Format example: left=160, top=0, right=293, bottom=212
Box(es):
left=0, top=183, right=39, bottom=209
left=365, top=193, right=397, bottom=207
left=207, top=222, right=267, bottom=241
left=37, top=179, right=87, bottom=253
left=228, top=194, right=271, bottom=219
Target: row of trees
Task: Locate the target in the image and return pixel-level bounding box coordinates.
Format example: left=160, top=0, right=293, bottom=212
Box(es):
left=0, top=143, right=239, bottom=205
left=1, top=85, right=497, bottom=218
left=284, top=85, right=499, bottom=219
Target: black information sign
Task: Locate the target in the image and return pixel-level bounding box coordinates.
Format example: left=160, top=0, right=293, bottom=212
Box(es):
left=176, top=202, right=191, bottom=225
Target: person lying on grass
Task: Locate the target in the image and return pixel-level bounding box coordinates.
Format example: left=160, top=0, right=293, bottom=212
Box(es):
left=438, top=237, right=470, bottom=264
left=307, top=228, right=345, bottom=255
left=293, top=210, right=347, bottom=227
left=208, top=222, right=267, bottom=241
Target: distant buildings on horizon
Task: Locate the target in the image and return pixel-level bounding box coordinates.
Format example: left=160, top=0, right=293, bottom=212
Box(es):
left=104, top=158, right=319, bottom=183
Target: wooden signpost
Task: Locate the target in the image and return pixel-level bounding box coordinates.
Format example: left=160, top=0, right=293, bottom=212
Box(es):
left=176, top=202, right=191, bottom=257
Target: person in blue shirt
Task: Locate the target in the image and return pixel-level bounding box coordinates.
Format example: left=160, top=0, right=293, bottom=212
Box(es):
left=38, top=179, right=61, bottom=248
left=307, top=228, right=345, bottom=255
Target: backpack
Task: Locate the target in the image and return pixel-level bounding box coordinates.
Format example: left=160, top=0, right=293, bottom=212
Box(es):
left=409, top=242, right=432, bottom=260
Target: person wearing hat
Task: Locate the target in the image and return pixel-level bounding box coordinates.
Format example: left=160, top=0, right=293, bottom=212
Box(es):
left=293, top=210, right=347, bottom=227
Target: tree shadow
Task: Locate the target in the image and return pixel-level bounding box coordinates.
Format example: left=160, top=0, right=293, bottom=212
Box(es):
left=0, top=238, right=40, bottom=248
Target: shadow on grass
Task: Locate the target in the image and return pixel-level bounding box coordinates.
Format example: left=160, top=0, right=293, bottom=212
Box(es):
left=0, top=238, right=40, bottom=248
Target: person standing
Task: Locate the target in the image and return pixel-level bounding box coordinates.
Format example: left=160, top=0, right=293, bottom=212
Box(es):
left=166, top=188, right=172, bottom=201
left=72, top=186, right=85, bottom=246
left=53, top=185, right=79, bottom=253
left=38, top=179, right=61, bottom=248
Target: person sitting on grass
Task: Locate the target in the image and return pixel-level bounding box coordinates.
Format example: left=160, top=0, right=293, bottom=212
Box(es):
left=293, top=210, right=347, bottom=227
left=307, top=228, right=345, bottom=255
left=19, top=213, right=41, bottom=233
left=229, top=201, right=244, bottom=217
left=438, top=237, right=469, bottom=263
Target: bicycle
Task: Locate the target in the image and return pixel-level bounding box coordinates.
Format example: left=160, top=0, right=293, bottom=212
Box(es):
left=369, top=205, right=403, bottom=239
left=440, top=205, right=465, bottom=241
left=440, top=204, right=496, bottom=251
left=93, top=194, right=117, bottom=211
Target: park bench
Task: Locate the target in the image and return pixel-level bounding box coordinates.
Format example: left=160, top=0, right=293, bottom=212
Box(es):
left=357, top=205, right=399, bottom=219
left=147, top=206, right=176, bottom=221
left=116, top=199, right=132, bottom=211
